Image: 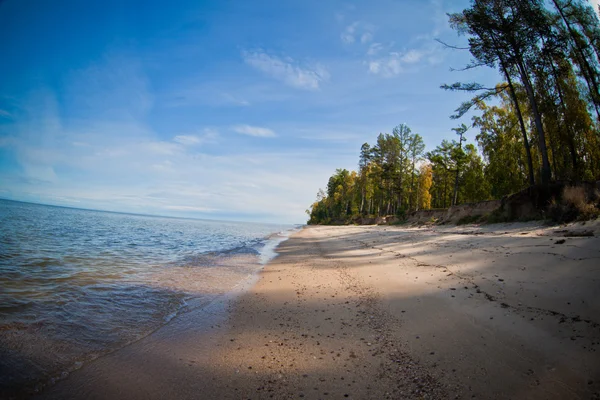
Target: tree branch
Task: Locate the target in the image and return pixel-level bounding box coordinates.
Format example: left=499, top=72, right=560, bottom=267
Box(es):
left=450, top=85, right=509, bottom=119
left=434, top=38, right=470, bottom=50
left=450, top=61, right=488, bottom=71
left=441, top=82, right=506, bottom=92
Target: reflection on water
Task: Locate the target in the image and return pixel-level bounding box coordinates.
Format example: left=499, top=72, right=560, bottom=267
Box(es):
left=0, top=199, right=295, bottom=396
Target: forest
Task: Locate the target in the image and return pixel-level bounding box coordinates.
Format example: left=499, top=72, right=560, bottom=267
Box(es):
left=307, top=0, right=600, bottom=224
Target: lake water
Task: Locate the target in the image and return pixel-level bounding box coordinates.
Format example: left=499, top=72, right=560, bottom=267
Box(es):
left=0, top=199, right=296, bottom=396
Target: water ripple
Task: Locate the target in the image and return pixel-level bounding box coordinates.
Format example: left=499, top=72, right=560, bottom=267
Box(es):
left=0, top=199, right=294, bottom=396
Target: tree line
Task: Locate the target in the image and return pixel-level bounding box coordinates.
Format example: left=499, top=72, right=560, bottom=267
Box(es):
left=307, top=0, right=600, bottom=224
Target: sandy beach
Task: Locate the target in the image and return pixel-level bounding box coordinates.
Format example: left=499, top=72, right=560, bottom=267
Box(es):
left=38, top=222, right=600, bottom=400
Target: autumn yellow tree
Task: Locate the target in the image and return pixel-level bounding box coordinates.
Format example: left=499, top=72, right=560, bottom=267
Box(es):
left=416, top=164, right=433, bottom=210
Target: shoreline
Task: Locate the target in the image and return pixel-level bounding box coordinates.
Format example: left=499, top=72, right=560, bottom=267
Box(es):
left=38, top=222, right=600, bottom=399
left=3, top=227, right=295, bottom=399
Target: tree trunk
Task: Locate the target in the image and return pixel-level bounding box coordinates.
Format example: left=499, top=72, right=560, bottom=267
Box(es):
left=552, top=0, right=600, bottom=121
left=452, top=168, right=459, bottom=206
left=516, top=58, right=552, bottom=185
left=409, top=159, right=416, bottom=211
left=493, top=33, right=536, bottom=186
left=397, top=175, right=403, bottom=213
left=416, top=177, right=420, bottom=211
left=547, top=54, right=579, bottom=177
left=443, top=175, right=448, bottom=208
left=360, top=184, right=365, bottom=215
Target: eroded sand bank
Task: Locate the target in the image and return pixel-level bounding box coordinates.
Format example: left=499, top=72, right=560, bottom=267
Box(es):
left=39, top=222, right=600, bottom=399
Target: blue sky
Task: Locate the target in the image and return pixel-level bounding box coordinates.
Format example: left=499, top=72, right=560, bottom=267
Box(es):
left=0, top=0, right=511, bottom=224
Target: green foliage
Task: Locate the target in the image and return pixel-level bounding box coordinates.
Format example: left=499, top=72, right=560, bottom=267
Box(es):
left=308, top=0, right=600, bottom=225
left=307, top=125, right=490, bottom=225
left=445, top=0, right=600, bottom=187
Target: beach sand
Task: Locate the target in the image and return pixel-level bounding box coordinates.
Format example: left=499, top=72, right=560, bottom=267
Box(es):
left=38, top=222, right=600, bottom=399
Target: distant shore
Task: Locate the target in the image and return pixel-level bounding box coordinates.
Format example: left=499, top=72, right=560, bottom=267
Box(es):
left=39, top=221, right=600, bottom=399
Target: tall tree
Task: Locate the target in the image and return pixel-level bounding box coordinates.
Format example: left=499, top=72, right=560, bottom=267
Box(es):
left=451, top=124, right=468, bottom=205
left=550, top=0, right=600, bottom=119
left=449, top=0, right=553, bottom=184
left=408, top=134, right=426, bottom=210
left=416, top=164, right=433, bottom=211
left=358, top=143, right=372, bottom=214
left=392, top=124, right=413, bottom=212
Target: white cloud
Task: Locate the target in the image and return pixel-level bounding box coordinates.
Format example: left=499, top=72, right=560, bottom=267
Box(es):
left=173, top=135, right=201, bottom=145
left=367, top=42, right=384, bottom=56
left=368, top=46, right=443, bottom=77
left=360, top=32, right=373, bottom=44
left=341, top=22, right=359, bottom=43
left=144, top=141, right=182, bottom=155
left=341, top=22, right=375, bottom=45
left=151, top=160, right=175, bottom=173
left=1, top=61, right=356, bottom=224
left=368, top=53, right=403, bottom=77
left=346, top=1, right=447, bottom=78
left=233, top=124, right=276, bottom=137
left=173, top=129, right=218, bottom=146
left=401, top=49, right=425, bottom=64
left=242, top=50, right=329, bottom=90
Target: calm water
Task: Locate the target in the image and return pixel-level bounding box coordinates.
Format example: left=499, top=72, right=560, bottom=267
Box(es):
left=0, top=199, right=295, bottom=395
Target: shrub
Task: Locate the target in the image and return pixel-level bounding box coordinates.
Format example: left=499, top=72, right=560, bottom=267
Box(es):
left=562, top=186, right=586, bottom=209
left=547, top=185, right=600, bottom=223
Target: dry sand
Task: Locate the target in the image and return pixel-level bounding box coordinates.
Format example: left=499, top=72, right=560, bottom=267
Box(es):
left=37, top=222, right=600, bottom=399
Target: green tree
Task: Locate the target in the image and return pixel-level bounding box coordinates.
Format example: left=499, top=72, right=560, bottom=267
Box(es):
left=448, top=0, right=552, bottom=184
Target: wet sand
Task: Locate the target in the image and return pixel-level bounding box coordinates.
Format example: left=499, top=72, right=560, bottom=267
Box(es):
left=38, top=222, right=600, bottom=399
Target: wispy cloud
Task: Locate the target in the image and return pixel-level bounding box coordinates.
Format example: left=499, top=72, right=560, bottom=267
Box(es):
left=341, top=22, right=359, bottom=43
left=368, top=54, right=403, bottom=78
left=173, top=135, right=201, bottom=145
left=173, top=128, right=218, bottom=146
left=0, top=100, right=323, bottom=222
left=242, top=50, right=329, bottom=90
left=233, top=124, right=276, bottom=138
left=338, top=2, right=446, bottom=78
left=341, top=22, right=374, bottom=45
left=367, top=42, right=384, bottom=56
left=0, top=109, right=11, bottom=118
left=368, top=47, right=443, bottom=78
left=0, top=0, right=497, bottom=223
left=143, top=141, right=181, bottom=155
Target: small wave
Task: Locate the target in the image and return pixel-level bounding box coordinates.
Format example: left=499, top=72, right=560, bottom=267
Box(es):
left=177, top=229, right=298, bottom=268
left=0, top=199, right=296, bottom=397
left=258, top=227, right=301, bottom=265
left=177, top=241, right=263, bottom=268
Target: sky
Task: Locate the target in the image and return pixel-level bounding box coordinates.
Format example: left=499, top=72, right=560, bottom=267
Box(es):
left=3, top=0, right=587, bottom=224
